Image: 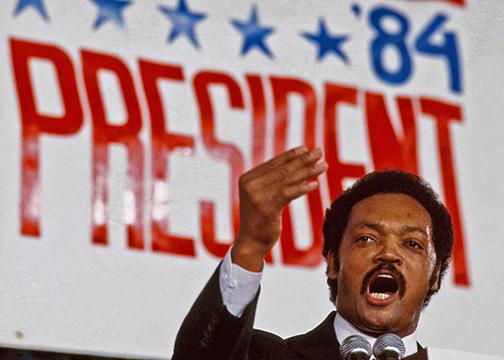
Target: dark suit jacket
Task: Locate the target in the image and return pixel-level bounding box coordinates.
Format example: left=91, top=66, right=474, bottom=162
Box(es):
left=172, top=263, right=340, bottom=360
left=172, top=264, right=426, bottom=360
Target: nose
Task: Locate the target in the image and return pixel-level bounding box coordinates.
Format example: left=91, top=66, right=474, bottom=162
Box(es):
left=374, top=240, right=403, bottom=266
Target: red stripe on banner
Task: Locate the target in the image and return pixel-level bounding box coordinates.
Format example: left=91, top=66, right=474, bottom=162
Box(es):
left=420, top=98, right=470, bottom=286
left=403, top=0, right=465, bottom=7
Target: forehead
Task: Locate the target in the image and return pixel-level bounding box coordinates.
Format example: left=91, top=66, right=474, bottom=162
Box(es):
left=347, top=193, right=432, bottom=232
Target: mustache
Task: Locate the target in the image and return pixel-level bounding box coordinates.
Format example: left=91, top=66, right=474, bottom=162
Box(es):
left=359, top=263, right=406, bottom=298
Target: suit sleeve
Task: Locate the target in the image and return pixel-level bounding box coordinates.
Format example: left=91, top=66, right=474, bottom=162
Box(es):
left=172, top=263, right=260, bottom=360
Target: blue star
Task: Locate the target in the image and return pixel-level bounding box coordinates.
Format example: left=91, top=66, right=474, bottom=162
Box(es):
left=159, top=0, right=206, bottom=49
left=302, top=19, right=349, bottom=63
left=231, top=6, right=275, bottom=59
left=13, top=0, right=49, bottom=21
left=90, top=0, right=132, bottom=30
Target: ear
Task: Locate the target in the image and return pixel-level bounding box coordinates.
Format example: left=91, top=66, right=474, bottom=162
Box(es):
left=430, top=264, right=442, bottom=292
left=327, top=250, right=338, bottom=280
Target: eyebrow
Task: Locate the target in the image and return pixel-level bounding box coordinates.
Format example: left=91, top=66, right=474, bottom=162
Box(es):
left=356, top=222, right=429, bottom=237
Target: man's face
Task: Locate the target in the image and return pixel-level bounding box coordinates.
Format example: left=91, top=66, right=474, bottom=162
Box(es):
left=327, top=193, right=439, bottom=337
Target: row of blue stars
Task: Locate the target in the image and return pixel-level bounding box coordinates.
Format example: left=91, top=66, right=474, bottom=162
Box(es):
left=13, top=0, right=352, bottom=63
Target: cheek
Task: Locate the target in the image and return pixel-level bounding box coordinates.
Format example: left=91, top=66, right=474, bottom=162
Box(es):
left=338, top=246, right=376, bottom=288
left=338, top=260, right=368, bottom=290
left=407, top=262, right=435, bottom=295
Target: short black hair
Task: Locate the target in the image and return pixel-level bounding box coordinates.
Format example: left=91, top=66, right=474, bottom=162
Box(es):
left=323, top=169, right=453, bottom=306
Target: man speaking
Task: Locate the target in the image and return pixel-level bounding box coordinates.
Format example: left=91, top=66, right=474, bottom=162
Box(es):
left=172, top=146, right=453, bottom=359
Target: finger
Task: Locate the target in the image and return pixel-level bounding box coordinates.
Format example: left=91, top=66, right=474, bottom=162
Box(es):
left=277, top=147, right=325, bottom=182
left=283, top=159, right=327, bottom=186
left=261, top=160, right=326, bottom=208
left=274, top=180, right=320, bottom=207
left=246, top=145, right=309, bottom=179
left=256, top=148, right=325, bottom=189
left=246, top=147, right=323, bottom=186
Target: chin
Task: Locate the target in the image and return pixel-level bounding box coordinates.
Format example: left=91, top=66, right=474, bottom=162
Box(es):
left=360, top=309, right=403, bottom=334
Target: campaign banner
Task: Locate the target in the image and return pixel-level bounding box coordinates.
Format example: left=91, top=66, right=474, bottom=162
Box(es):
left=0, top=0, right=503, bottom=358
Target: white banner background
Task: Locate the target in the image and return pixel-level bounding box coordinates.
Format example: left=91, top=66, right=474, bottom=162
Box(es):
left=1, top=0, right=503, bottom=358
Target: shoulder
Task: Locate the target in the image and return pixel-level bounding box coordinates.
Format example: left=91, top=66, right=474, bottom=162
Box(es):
left=247, top=312, right=338, bottom=359
left=240, top=313, right=339, bottom=360
left=249, top=329, right=294, bottom=359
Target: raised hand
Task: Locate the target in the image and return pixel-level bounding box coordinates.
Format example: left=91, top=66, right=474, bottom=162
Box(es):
left=232, top=146, right=327, bottom=271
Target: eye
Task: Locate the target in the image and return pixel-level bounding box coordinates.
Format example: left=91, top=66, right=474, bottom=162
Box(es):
left=405, top=239, right=424, bottom=250
left=355, top=235, right=375, bottom=244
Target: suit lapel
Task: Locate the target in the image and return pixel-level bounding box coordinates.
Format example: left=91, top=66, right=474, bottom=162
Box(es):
left=286, top=311, right=341, bottom=359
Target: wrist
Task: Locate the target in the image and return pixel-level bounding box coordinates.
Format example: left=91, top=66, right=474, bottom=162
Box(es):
left=231, top=239, right=269, bottom=272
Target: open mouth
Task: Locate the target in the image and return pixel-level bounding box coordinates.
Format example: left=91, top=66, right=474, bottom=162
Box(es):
left=361, top=265, right=405, bottom=305
left=368, top=273, right=400, bottom=301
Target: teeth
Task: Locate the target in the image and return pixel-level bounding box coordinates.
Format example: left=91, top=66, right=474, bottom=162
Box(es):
left=370, top=293, right=391, bottom=300
left=377, top=274, right=393, bottom=279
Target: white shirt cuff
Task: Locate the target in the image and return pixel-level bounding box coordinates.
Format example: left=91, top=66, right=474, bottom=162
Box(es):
left=219, top=247, right=263, bottom=317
